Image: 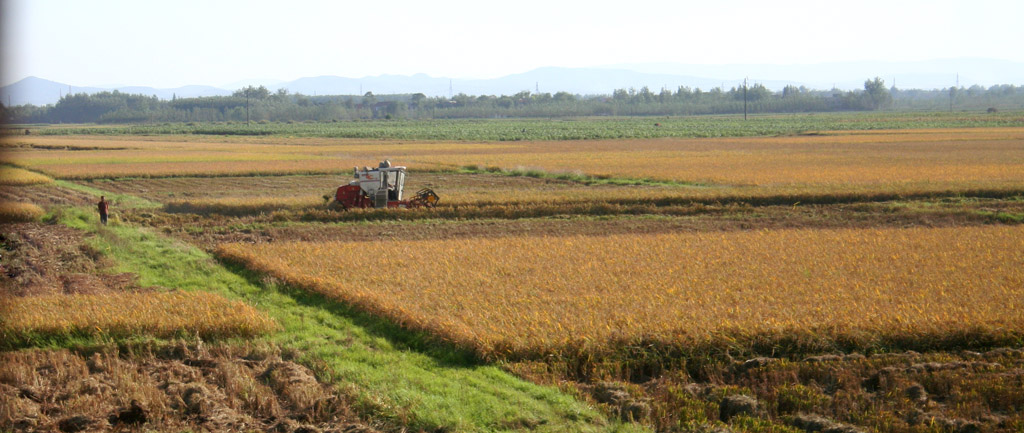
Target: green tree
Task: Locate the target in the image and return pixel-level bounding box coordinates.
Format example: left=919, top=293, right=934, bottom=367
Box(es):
left=362, top=91, right=376, bottom=107
left=411, top=93, right=427, bottom=109
left=553, top=91, right=575, bottom=103
left=637, top=86, right=654, bottom=103
left=233, top=85, right=270, bottom=99
left=863, top=77, right=892, bottom=109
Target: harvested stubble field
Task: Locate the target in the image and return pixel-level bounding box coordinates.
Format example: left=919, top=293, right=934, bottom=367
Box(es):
left=133, top=198, right=1022, bottom=253
left=217, top=225, right=1024, bottom=362
left=90, top=173, right=713, bottom=216
left=85, top=171, right=1024, bottom=225
left=0, top=343, right=375, bottom=433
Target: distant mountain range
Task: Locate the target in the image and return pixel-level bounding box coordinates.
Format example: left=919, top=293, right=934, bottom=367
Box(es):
left=0, top=77, right=232, bottom=106
left=3, top=59, right=1022, bottom=106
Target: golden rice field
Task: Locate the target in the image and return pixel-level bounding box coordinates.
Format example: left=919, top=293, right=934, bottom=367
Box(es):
left=411, top=128, right=1024, bottom=187
left=0, top=135, right=500, bottom=178
left=0, top=165, right=53, bottom=186
left=217, top=225, right=1024, bottom=360
left=0, top=291, right=278, bottom=345
left=0, top=201, right=45, bottom=222
left=3, top=128, right=1023, bottom=193
left=32, top=160, right=367, bottom=179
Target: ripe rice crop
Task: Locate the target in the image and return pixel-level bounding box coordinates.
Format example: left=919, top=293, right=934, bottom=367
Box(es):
left=412, top=128, right=1024, bottom=186
left=0, top=201, right=45, bottom=222
left=0, top=135, right=490, bottom=179
left=5, top=128, right=1023, bottom=190
left=0, top=165, right=52, bottom=186
left=218, top=225, right=1024, bottom=360
left=0, top=291, right=278, bottom=346
left=25, top=160, right=371, bottom=179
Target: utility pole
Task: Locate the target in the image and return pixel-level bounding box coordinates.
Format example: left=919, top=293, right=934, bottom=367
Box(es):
left=743, top=77, right=748, bottom=121
left=246, top=89, right=250, bottom=126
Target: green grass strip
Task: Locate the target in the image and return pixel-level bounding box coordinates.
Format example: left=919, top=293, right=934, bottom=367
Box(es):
left=54, top=206, right=640, bottom=432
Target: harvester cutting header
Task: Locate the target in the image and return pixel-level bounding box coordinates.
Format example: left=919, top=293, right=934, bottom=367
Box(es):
left=332, top=160, right=439, bottom=210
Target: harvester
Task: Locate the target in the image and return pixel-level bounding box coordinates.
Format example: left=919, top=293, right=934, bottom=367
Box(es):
left=331, top=160, right=439, bottom=210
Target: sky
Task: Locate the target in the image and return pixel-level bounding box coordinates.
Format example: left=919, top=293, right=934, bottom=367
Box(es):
left=2, top=0, right=1023, bottom=88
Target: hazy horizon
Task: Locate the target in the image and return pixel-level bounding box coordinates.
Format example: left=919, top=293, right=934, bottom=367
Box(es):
left=2, top=0, right=1022, bottom=89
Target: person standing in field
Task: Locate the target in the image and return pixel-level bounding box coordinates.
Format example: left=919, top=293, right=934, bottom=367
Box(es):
left=98, top=196, right=109, bottom=225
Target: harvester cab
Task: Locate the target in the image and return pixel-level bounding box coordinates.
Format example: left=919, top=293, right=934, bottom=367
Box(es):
left=333, top=160, right=439, bottom=210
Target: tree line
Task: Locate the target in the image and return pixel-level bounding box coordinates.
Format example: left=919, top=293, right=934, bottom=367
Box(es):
left=2, top=78, right=1022, bottom=124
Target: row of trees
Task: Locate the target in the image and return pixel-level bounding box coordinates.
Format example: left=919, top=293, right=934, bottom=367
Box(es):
left=3, top=79, right=1022, bottom=124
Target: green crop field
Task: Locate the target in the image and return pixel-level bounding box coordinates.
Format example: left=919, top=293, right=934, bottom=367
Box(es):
left=8, top=110, right=1023, bottom=141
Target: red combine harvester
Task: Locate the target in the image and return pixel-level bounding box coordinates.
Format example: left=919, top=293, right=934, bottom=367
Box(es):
left=332, top=160, right=439, bottom=210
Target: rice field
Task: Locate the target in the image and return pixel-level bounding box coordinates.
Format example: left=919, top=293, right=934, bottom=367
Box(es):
left=217, top=224, right=1024, bottom=360
left=0, top=290, right=278, bottom=347
left=412, top=128, right=1024, bottom=186
left=4, top=129, right=1023, bottom=195
left=4, top=117, right=1024, bottom=432
left=0, top=201, right=45, bottom=222
left=68, top=126, right=1024, bottom=219
left=0, top=165, right=53, bottom=186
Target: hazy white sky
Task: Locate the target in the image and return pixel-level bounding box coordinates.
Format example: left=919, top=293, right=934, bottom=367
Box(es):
left=2, top=0, right=1022, bottom=87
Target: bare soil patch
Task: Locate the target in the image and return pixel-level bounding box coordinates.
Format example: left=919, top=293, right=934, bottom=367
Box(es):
left=0, top=223, right=139, bottom=297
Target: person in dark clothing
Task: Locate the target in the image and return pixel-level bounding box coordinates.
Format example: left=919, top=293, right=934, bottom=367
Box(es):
left=98, top=196, right=109, bottom=225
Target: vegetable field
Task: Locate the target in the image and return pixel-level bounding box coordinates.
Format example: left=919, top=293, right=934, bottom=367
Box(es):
left=13, top=111, right=1024, bottom=140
